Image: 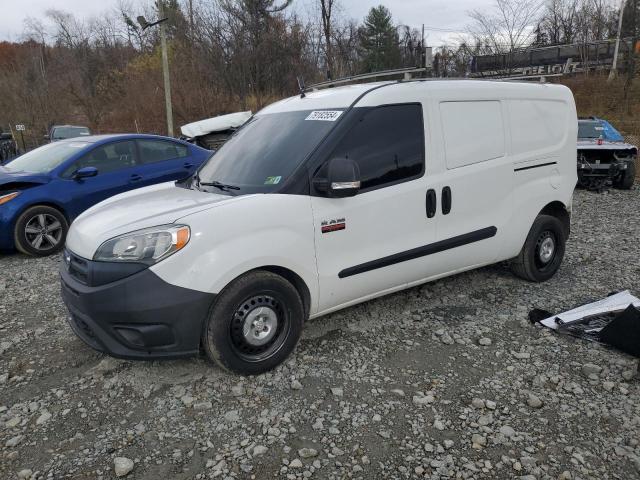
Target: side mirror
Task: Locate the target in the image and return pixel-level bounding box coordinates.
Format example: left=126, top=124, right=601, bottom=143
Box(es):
left=73, top=166, right=98, bottom=180
left=314, top=158, right=361, bottom=198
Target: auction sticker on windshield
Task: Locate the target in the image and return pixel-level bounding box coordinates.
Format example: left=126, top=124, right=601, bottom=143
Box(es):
left=305, top=111, right=343, bottom=122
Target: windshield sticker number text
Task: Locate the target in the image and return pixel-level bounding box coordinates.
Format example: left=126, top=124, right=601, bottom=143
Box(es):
left=305, top=111, right=343, bottom=122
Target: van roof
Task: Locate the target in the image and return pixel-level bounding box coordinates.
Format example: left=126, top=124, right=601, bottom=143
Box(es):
left=259, top=79, right=571, bottom=115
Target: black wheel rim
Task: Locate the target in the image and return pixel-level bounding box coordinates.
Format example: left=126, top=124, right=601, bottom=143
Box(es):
left=534, top=230, right=557, bottom=271
left=229, top=294, right=290, bottom=363
left=24, top=213, right=63, bottom=251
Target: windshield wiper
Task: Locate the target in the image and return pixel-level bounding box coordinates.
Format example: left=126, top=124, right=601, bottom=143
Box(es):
left=200, top=180, right=241, bottom=191
left=193, top=174, right=240, bottom=193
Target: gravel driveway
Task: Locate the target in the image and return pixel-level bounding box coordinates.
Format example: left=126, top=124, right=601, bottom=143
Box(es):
left=1, top=188, right=639, bottom=480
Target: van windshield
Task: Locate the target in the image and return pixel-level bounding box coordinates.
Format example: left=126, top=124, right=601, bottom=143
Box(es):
left=196, top=110, right=341, bottom=194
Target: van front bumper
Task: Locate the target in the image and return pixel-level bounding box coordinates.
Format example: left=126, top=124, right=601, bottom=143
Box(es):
left=60, top=252, right=215, bottom=360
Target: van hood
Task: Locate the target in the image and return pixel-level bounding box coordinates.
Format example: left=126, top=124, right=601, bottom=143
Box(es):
left=66, top=182, right=239, bottom=259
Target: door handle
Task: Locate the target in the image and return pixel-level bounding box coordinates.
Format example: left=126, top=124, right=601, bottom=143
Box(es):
left=442, top=186, right=452, bottom=215
left=426, top=189, right=437, bottom=218
left=183, top=162, right=194, bottom=169
left=130, top=174, right=143, bottom=182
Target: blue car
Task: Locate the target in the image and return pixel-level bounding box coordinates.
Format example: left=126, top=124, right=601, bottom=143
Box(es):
left=0, top=134, right=210, bottom=256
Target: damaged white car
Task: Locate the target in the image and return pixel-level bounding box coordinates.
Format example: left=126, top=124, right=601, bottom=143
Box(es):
left=180, top=111, right=252, bottom=150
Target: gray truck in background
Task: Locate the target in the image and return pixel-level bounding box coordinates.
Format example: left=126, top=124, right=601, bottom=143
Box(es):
left=46, top=125, right=91, bottom=142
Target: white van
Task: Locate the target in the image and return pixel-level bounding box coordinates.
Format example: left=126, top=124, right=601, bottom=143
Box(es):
left=60, top=80, right=577, bottom=374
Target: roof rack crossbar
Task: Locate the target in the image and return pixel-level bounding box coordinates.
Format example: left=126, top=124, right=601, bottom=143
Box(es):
left=309, top=67, right=427, bottom=91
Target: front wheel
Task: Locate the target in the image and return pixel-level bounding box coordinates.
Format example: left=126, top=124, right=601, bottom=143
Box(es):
left=511, top=214, right=566, bottom=282
left=202, top=271, right=304, bottom=375
left=14, top=205, right=68, bottom=256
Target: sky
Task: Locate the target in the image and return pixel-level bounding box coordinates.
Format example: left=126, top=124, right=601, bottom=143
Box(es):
left=0, top=0, right=495, bottom=47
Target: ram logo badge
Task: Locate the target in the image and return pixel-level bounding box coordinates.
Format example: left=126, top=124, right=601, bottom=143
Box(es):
left=321, top=218, right=346, bottom=234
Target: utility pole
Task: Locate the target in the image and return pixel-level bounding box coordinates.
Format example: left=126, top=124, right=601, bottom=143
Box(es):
left=609, top=0, right=627, bottom=82
left=422, top=24, right=425, bottom=68
left=159, top=1, right=174, bottom=137
left=137, top=7, right=174, bottom=136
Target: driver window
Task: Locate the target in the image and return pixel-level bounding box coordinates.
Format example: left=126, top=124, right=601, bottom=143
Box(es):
left=63, top=141, right=137, bottom=177
left=328, top=104, right=425, bottom=191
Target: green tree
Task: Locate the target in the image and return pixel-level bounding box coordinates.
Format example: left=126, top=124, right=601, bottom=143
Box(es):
left=358, top=5, right=401, bottom=72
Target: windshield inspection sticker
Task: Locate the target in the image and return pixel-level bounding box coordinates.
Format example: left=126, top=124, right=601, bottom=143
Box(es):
left=264, top=176, right=282, bottom=185
left=305, top=110, right=343, bottom=122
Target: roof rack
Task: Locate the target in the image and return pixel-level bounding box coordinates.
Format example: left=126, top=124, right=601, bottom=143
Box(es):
left=308, top=67, right=428, bottom=91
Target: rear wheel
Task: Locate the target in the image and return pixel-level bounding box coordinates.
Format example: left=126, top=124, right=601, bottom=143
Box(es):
left=511, top=214, right=566, bottom=282
left=615, top=161, right=636, bottom=190
left=14, top=205, right=68, bottom=256
left=202, top=271, right=304, bottom=375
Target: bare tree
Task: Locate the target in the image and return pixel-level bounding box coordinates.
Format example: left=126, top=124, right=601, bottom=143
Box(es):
left=467, top=0, right=544, bottom=60
left=333, top=20, right=360, bottom=76
left=398, top=25, right=423, bottom=67
left=539, top=0, right=617, bottom=45
left=319, top=0, right=335, bottom=78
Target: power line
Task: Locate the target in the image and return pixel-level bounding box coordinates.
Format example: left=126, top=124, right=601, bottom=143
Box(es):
left=422, top=25, right=466, bottom=33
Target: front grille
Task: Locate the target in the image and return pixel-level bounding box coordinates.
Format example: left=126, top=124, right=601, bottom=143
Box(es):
left=65, top=250, right=89, bottom=285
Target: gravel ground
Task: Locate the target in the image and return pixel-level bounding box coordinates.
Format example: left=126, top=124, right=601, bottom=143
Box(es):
left=1, top=188, right=640, bottom=480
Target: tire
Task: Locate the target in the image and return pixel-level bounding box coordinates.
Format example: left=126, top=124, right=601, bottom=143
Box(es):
left=14, top=205, right=68, bottom=257
left=511, top=214, right=566, bottom=283
left=616, top=161, right=636, bottom=190
left=202, top=271, right=304, bottom=375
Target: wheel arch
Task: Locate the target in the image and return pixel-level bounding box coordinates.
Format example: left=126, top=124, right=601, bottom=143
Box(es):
left=539, top=201, right=570, bottom=239
left=213, top=265, right=313, bottom=320
left=16, top=201, right=70, bottom=224
left=252, top=266, right=312, bottom=320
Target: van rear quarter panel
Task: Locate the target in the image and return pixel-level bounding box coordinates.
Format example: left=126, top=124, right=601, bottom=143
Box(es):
left=149, top=194, right=320, bottom=312
left=503, top=87, right=578, bottom=258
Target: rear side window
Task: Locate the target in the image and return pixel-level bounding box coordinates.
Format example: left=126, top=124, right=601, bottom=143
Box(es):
left=329, top=104, right=425, bottom=191
left=509, top=100, right=568, bottom=154
left=62, top=141, right=137, bottom=177
left=138, top=139, right=188, bottom=164
left=440, top=101, right=505, bottom=169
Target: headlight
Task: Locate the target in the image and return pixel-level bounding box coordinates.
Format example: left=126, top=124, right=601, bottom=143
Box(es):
left=94, top=225, right=190, bottom=264
left=0, top=192, right=20, bottom=205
